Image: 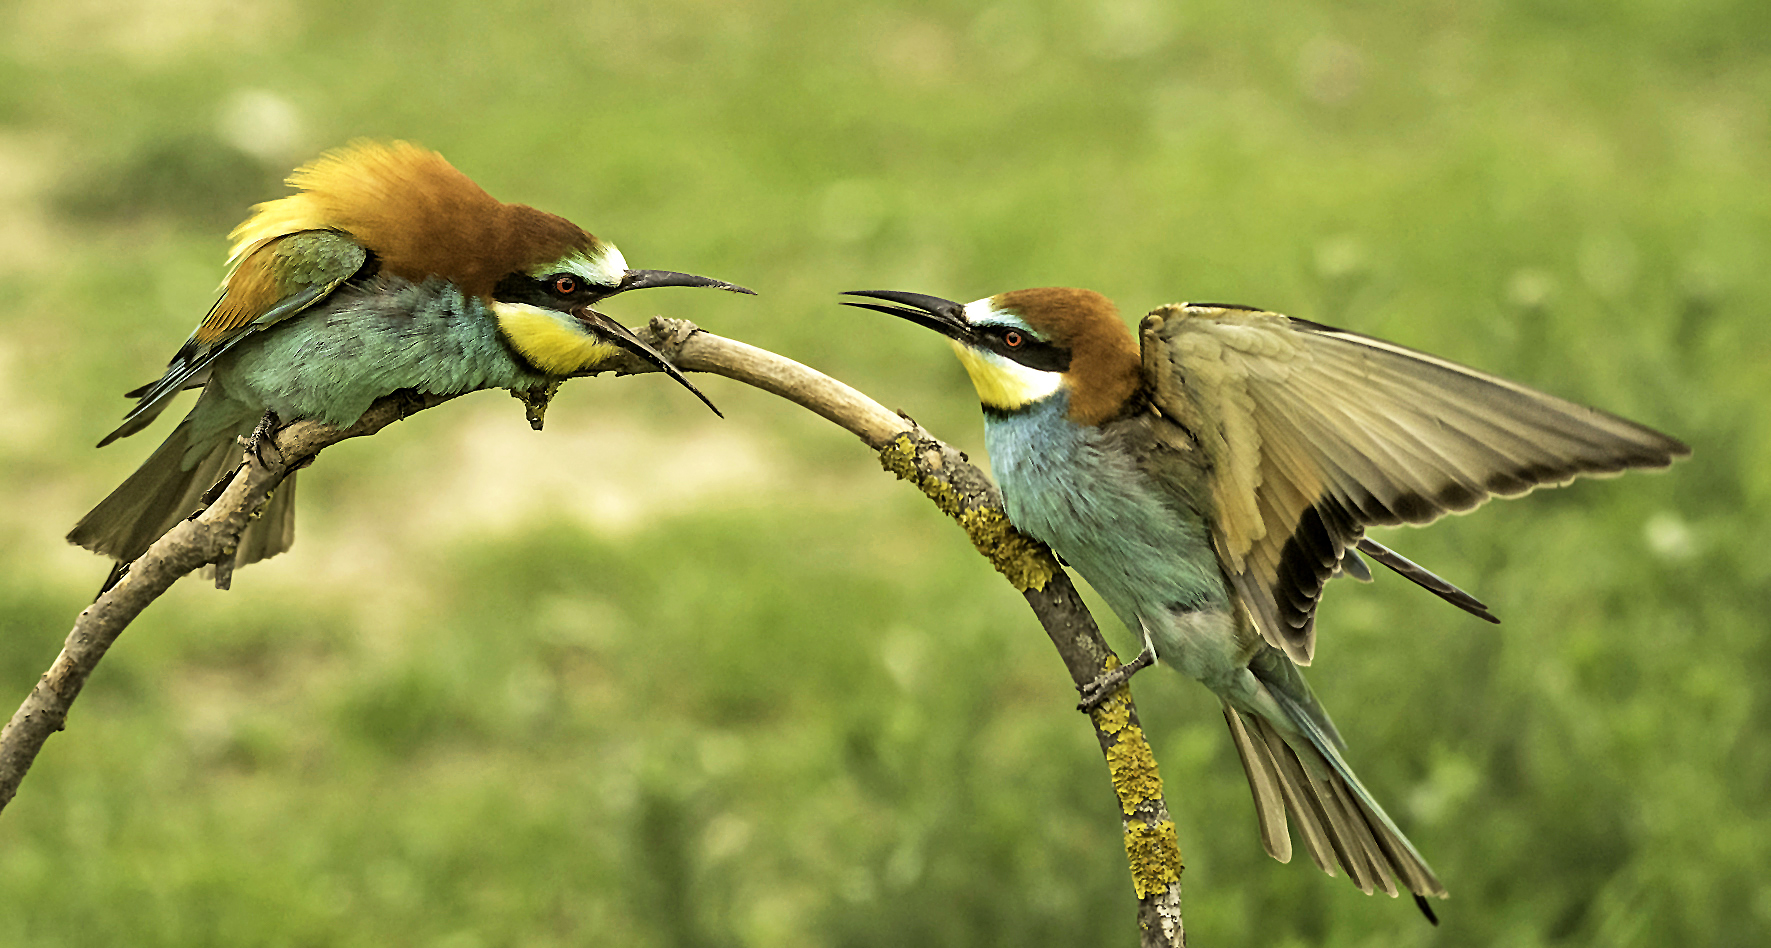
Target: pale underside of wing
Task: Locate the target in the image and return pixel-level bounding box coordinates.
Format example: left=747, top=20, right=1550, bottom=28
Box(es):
left=1139, top=303, right=1690, bottom=664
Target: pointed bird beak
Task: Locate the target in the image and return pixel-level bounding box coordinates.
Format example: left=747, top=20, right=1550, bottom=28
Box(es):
left=575, top=268, right=750, bottom=417
left=607, top=269, right=755, bottom=298
left=574, top=309, right=724, bottom=418
left=839, top=290, right=974, bottom=343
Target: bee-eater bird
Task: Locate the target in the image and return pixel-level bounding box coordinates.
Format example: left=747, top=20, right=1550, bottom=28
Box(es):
left=70, top=140, right=750, bottom=571
left=845, top=287, right=1689, bottom=918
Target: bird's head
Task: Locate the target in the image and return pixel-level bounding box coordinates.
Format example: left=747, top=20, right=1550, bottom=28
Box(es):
left=844, top=287, right=1142, bottom=424
left=229, top=140, right=751, bottom=415
left=481, top=227, right=749, bottom=416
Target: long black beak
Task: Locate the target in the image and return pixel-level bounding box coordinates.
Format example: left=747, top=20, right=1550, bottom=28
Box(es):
left=579, top=268, right=749, bottom=417
left=576, top=309, right=723, bottom=418
left=608, top=269, right=755, bottom=298
left=840, top=290, right=972, bottom=341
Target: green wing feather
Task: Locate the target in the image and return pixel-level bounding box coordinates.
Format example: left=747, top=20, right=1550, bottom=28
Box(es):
left=100, top=230, right=367, bottom=447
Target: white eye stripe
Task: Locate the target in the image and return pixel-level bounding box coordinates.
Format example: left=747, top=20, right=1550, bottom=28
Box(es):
left=963, top=298, right=1037, bottom=335
left=536, top=243, right=628, bottom=288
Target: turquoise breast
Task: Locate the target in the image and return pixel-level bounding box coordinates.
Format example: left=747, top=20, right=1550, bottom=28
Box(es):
left=210, top=274, right=549, bottom=428
left=981, top=393, right=1232, bottom=633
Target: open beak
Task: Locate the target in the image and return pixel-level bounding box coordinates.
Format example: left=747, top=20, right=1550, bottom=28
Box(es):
left=840, top=290, right=973, bottom=342
left=575, top=309, right=723, bottom=418
left=574, top=268, right=749, bottom=417
left=607, top=269, right=755, bottom=298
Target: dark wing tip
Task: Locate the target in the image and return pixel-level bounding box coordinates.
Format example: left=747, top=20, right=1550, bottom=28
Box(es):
left=1414, top=893, right=1440, bottom=926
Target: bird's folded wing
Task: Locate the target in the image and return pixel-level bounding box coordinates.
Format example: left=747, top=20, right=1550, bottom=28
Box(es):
left=1138, top=303, right=1689, bottom=665
left=200, top=229, right=368, bottom=345
left=102, top=231, right=367, bottom=446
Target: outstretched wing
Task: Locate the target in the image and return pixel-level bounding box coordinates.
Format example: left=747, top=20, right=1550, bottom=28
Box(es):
left=100, top=230, right=368, bottom=447
left=1139, top=303, right=1689, bottom=665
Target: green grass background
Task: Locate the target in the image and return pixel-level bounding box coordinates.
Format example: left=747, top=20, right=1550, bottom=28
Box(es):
left=1, top=0, right=1765, bottom=944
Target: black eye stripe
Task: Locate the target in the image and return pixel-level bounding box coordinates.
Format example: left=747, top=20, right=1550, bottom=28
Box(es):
left=492, top=271, right=598, bottom=310
left=976, top=326, right=1071, bottom=372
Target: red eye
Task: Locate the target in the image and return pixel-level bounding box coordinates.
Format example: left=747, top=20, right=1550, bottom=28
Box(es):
left=553, top=275, right=579, bottom=295
left=1003, top=330, right=1024, bottom=348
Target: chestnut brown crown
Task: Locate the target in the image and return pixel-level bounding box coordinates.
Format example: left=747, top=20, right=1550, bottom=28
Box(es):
left=228, top=140, right=608, bottom=300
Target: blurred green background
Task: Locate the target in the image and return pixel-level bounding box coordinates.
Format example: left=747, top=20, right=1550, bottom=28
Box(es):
left=0, top=0, right=1764, bottom=944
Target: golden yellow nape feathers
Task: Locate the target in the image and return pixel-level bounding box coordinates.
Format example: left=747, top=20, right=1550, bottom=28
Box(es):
left=226, top=140, right=591, bottom=299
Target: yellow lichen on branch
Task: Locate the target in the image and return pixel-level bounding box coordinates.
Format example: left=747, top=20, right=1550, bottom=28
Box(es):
left=877, top=434, right=1056, bottom=592
left=1104, top=725, right=1165, bottom=816
left=1089, top=678, right=1183, bottom=897
left=1125, top=820, right=1184, bottom=899
left=1092, top=688, right=1168, bottom=817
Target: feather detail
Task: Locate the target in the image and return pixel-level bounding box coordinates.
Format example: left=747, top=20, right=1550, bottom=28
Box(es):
left=1222, top=701, right=1293, bottom=864
left=229, top=140, right=599, bottom=299
left=99, top=231, right=366, bottom=447
left=1140, top=303, right=1689, bottom=664
left=1225, top=700, right=1447, bottom=901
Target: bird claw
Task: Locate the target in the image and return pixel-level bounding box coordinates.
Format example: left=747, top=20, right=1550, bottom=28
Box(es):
left=244, top=411, right=284, bottom=468
left=1077, top=646, right=1157, bottom=712
left=1077, top=620, right=1160, bottom=712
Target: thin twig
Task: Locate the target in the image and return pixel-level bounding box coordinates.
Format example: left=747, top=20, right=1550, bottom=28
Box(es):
left=0, top=391, right=459, bottom=812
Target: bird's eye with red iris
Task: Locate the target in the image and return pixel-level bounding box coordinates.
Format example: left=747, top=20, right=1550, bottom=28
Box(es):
left=553, top=275, right=579, bottom=296
left=1003, top=330, right=1024, bottom=348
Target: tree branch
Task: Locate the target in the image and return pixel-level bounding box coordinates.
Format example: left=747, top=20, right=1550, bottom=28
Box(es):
left=0, top=390, right=463, bottom=813
left=3, top=320, right=1183, bottom=946
left=619, top=319, right=1185, bottom=946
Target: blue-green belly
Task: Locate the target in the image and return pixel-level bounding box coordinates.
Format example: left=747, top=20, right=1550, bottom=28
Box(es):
left=982, top=394, right=1254, bottom=690
left=208, top=274, right=547, bottom=429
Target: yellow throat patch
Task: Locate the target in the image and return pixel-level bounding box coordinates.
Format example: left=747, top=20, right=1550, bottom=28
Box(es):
left=493, top=302, right=621, bottom=375
left=948, top=340, right=1064, bottom=411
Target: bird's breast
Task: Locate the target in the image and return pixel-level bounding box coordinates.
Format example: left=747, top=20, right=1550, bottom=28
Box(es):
left=210, top=274, right=550, bottom=427
left=983, top=394, right=1249, bottom=682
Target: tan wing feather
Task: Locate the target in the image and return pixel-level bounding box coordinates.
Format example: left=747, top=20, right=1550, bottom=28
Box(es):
left=1141, top=304, right=1690, bottom=664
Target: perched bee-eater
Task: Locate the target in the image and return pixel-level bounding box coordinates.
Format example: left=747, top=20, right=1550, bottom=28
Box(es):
left=846, top=287, right=1689, bottom=917
left=71, top=140, right=749, bottom=570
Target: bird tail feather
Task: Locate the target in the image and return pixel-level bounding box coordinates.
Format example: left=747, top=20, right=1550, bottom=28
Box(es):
left=68, top=417, right=297, bottom=568
left=1221, top=697, right=1447, bottom=903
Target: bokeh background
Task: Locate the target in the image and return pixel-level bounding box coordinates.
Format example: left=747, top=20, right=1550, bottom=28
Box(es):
left=1, top=0, right=1765, bottom=944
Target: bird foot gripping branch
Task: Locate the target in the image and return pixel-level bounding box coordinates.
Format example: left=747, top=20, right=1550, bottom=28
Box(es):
left=1077, top=643, right=1156, bottom=713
